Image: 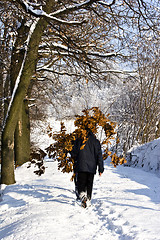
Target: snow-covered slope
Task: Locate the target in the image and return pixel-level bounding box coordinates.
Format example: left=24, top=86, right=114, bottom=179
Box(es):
left=126, top=138, right=160, bottom=177
left=0, top=159, right=160, bottom=240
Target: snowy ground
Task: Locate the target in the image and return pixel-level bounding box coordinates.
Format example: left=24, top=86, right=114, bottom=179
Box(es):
left=126, top=138, right=160, bottom=177
left=0, top=158, right=160, bottom=240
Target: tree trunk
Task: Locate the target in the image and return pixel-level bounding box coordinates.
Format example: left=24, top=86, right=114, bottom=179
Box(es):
left=1, top=123, right=16, bottom=184
left=14, top=99, right=30, bottom=167
left=3, top=76, right=10, bottom=120
left=0, top=65, right=3, bottom=125
left=0, top=61, right=3, bottom=164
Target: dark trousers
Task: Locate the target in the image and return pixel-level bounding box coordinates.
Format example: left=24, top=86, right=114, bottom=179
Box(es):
left=77, top=172, right=94, bottom=200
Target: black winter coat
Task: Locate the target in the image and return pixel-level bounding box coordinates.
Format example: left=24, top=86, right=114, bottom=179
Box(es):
left=71, top=132, right=104, bottom=174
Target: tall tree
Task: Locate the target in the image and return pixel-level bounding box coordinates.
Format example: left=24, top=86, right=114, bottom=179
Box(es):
left=1, top=0, right=54, bottom=184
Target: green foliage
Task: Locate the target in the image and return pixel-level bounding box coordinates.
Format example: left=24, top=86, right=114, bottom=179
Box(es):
left=46, top=107, right=126, bottom=174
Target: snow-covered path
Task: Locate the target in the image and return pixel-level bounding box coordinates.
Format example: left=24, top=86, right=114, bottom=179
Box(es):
left=0, top=160, right=160, bottom=240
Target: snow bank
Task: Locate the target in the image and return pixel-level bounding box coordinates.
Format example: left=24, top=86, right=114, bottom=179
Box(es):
left=126, top=138, right=160, bottom=177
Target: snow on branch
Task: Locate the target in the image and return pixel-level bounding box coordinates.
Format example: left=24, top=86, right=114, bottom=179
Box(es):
left=87, top=51, right=117, bottom=58
left=46, top=42, right=119, bottom=59
left=0, top=96, right=11, bottom=102
left=49, top=0, right=98, bottom=17
left=43, top=16, right=85, bottom=25
left=97, top=0, right=116, bottom=7
left=16, top=0, right=87, bottom=25
left=24, top=1, right=42, bottom=7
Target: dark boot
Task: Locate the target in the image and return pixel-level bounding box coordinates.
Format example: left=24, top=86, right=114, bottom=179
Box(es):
left=80, top=192, right=87, bottom=208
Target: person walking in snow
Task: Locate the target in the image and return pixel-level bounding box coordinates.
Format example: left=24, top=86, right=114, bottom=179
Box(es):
left=71, top=129, right=104, bottom=208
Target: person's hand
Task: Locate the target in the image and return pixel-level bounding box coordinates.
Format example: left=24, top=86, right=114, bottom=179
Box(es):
left=99, top=172, right=102, bottom=176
